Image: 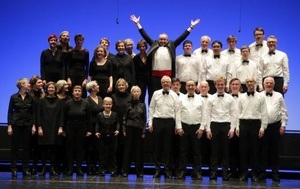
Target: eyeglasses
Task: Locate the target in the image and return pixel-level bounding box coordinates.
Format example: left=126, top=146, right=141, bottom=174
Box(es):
left=267, top=41, right=277, bottom=44
left=255, top=33, right=263, bottom=36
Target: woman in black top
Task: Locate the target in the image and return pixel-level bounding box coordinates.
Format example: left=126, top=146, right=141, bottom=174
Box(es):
left=95, top=97, right=119, bottom=176
left=55, top=80, right=71, bottom=174
left=111, top=78, right=132, bottom=174
left=85, top=81, right=103, bottom=175
left=40, top=34, right=65, bottom=84
left=67, top=34, right=89, bottom=98
left=133, top=39, right=150, bottom=103
left=113, top=40, right=136, bottom=90
left=89, top=45, right=113, bottom=98
left=29, top=75, right=45, bottom=175
left=37, top=82, right=64, bottom=176
left=64, top=85, right=92, bottom=176
left=7, top=78, right=36, bottom=177
left=122, top=86, right=146, bottom=177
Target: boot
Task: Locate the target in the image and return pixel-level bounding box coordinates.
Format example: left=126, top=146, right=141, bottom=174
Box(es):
left=39, top=167, right=46, bottom=176
left=50, top=167, right=58, bottom=176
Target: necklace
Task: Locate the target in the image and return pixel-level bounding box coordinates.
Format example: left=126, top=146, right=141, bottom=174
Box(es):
left=103, top=111, right=111, bottom=118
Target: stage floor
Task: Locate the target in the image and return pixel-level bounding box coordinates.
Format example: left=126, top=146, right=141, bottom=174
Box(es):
left=0, top=172, right=299, bottom=189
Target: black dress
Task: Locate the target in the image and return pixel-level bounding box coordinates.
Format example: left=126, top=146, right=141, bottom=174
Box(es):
left=67, top=48, right=89, bottom=97
left=113, top=53, right=136, bottom=89
left=37, top=96, right=63, bottom=145
left=40, top=49, right=65, bottom=82
left=89, top=59, right=113, bottom=98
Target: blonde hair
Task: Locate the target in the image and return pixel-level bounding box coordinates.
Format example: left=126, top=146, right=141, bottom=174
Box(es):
left=103, top=97, right=113, bottom=104
left=56, top=80, right=68, bottom=93
left=86, top=81, right=98, bottom=93
left=16, top=78, right=28, bottom=90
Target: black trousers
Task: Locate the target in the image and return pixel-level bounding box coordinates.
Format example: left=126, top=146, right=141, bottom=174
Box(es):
left=210, top=122, right=230, bottom=173
left=98, top=135, right=117, bottom=173
left=10, top=125, right=32, bottom=172
left=65, top=127, right=86, bottom=171
left=122, top=126, right=144, bottom=174
left=39, top=144, right=57, bottom=167
left=153, top=118, right=175, bottom=171
left=239, top=119, right=261, bottom=174
left=260, top=121, right=281, bottom=173
left=179, top=123, right=202, bottom=173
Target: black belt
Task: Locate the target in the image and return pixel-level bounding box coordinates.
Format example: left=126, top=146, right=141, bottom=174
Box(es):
left=182, top=122, right=200, bottom=127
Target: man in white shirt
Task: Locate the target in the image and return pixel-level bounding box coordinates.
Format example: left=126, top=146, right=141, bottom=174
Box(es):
left=221, top=35, right=241, bottom=64
left=176, top=40, right=202, bottom=93
left=231, top=46, right=262, bottom=92
left=260, top=35, right=290, bottom=95
left=236, top=77, right=268, bottom=182
left=259, top=77, right=288, bottom=181
left=176, top=80, right=205, bottom=180
left=249, top=27, right=269, bottom=64
left=202, top=41, right=231, bottom=94
left=193, top=35, right=213, bottom=59
left=206, top=77, right=236, bottom=180
left=148, top=76, right=182, bottom=179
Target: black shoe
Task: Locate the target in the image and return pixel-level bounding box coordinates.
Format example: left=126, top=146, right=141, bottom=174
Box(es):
left=23, top=171, right=31, bottom=176
left=137, top=174, right=143, bottom=178
left=77, top=170, right=84, bottom=176
left=12, top=171, right=18, bottom=177
left=66, top=170, right=73, bottom=176
left=258, top=172, right=267, bottom=180
left=99, top=171, right=106, bottom=176
left=222, top=172, right=231, bottom=181
left=153, top=170, right=161, bottom=178
left=210, top=172, right=217, bottom=180
left=165, top=171, right=172, bottom=179
left=192, top=172, right=203, bottom=180
left=175, top=171, right=185, bottom=179
left=251, top=175, right=258, bottom=182
left=110, top=172, right=116, bottom=177
left=239, top=172, right=248, bottom=181
left=39, top=167, right=46, bottom=176
left=31, top=167, right=37, bottom=175
left=272, top=173, right=280, bottom=182
left=50, top=167, right=58, bottom=176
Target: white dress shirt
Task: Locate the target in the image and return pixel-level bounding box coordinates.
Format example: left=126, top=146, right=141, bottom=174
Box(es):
left=260, top=50, right=290, bottom=87
left=149, top=89, right=181, bottom=129
left=237, top=92, right=268, bottom=131
left=231, top=58, right=262, bottom=87
left=221, top=48, right=241, bottom=64
left=249, top=40, right=269, bottom=64
left=176, top=54, right=202, bottom=83
left=181, top=94, right=206, bottom=130
left=153, top=46, right=172, bottom=71
left=193, top=47, right=213, bottom=59
left=202, top=55, right=232, bottom=87
left=261, top=90, right=288, bottom=126
left=206, top=93, right=237, bottom=132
